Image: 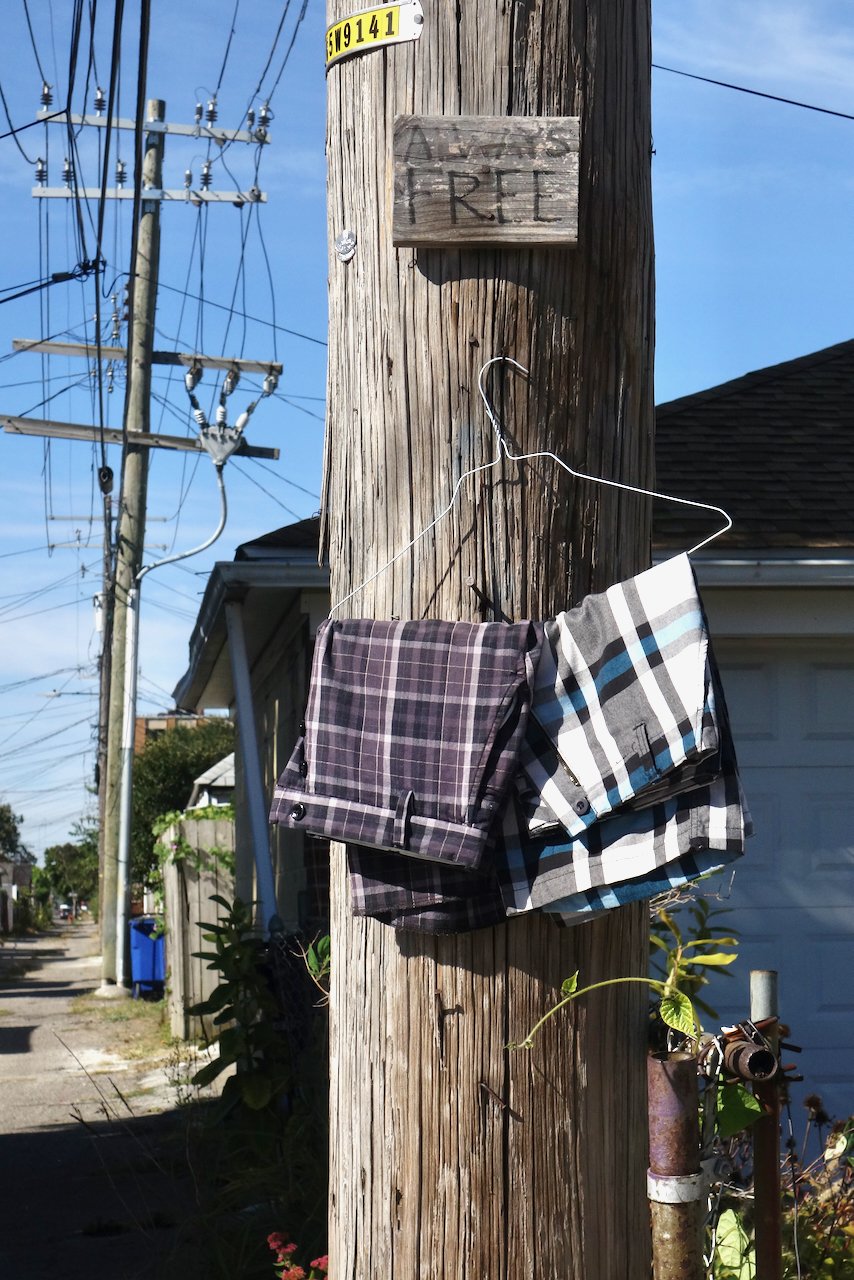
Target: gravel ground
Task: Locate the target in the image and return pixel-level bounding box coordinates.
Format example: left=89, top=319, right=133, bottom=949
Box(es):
left=0, top=923, right=200, bottom=1279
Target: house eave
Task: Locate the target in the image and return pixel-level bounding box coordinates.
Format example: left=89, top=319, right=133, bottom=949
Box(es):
left=653, top=549, right=854, bottom=588
left=173, top=558, right=330, bottom=711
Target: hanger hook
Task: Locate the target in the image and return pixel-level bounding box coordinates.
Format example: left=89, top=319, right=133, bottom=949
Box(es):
left=477, top=355, right=529, bottom=446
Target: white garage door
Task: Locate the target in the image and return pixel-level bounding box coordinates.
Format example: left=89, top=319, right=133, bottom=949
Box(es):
left=710, top=639, right=854, bottom=1122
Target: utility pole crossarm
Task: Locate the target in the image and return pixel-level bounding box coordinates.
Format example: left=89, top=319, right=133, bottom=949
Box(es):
left=12, top=340, right=283, bottom=376
left=32, top=188, right=267, bottom=204
left=2, top=416, right=280, bottom=459
left=37, top=108, right=270, bottom=145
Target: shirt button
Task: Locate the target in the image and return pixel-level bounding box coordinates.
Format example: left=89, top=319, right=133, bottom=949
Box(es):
left=574, top=798, right=590, bottom=815
left=289, top=803, right=306, bottom=821
left=298, top=720, right=306, bottom=735
left=299, top=760, right=308, bottom=777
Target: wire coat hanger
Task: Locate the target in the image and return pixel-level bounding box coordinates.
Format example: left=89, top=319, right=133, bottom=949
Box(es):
left=329, top=355, right=732, bottom=617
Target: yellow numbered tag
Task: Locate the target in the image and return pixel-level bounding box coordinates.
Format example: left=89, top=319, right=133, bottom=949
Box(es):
left=326, top=1, right=423, bottom=71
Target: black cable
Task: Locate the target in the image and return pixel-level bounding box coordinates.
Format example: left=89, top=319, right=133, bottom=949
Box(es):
left=156, top=280, right=327, bottom=346
left=91, top=0, right=126, bottom=469
left=243, top=455, right=320, bottom=501
left=15, top=371, right=94, bottom=418
left=0, top=263, right=97, bottom=306
left=0, top=108, right=64, bottom=144
left=0, top=78, right=38, bottom=162
left=232, top=462, right=304, bottom=520
left=22, top=0, right=50, bottom=84
left=255, top=200, right=278, bottom=362
left=214, top=0, right=242, bottom=97
left=266, top=0, right=310, bottom=103
left=653, top=63, right=854, bottom=123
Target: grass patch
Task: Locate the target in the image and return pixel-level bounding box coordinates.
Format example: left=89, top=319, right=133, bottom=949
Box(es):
left=71, top=992, right=173, bottom=1062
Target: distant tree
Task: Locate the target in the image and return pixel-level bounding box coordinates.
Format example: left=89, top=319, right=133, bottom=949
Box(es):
left=131, top=719, right=235, bottom=886
left=43, top=818, right=99, bottom=902
left=0, top=802, right=35, bottom=864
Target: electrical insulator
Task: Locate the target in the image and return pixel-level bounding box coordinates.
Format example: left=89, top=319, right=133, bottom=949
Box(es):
left=94, top=86, right=106, bottom=114
left=194, top=101, right=203, bottom=124
left=40, top=82, right=53, bottom=108
left=62, top=157, right=74, bottom=186
left=93, top=594, right=104, bottom=633
left=184, top=167, right=192, bottom=189
left=215, top=404, right=227, bottom=426
left=205, top=97, right=218, bottom=124
left=184, top=365, right=202, bottom=393
left=192, top=406, right=207, bottom=429
left=115, top=159, right=127, bottom=186
left=35, top=157, right=47, bottom=186
left=262, top=370, right=279, bottom=396
left=222, top=368, right=240, bottom=397
left=259, top=101, right=273, bottom=128
left=246, top=108, right=255, bottom=129
left=235, top=409, right=250, bottom=432
left=200, top=160, right=212, bottom=190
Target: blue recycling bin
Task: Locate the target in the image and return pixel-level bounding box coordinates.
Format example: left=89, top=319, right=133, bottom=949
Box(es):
left=129, top=916, right=165, bottom=998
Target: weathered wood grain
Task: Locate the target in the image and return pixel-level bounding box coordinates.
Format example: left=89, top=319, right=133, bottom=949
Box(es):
left=325, top=1, right=655, bottom=1275
left=393, top=116, right=579, bottom=246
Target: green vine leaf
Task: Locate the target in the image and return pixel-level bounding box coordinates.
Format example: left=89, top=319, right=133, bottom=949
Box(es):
left=561, top=972, right=579, bottom=997
left=659, top=989, right=697, bottom=1037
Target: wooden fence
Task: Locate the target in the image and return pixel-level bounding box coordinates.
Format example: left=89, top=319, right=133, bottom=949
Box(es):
left=160, top=816, right=235, bottom=1041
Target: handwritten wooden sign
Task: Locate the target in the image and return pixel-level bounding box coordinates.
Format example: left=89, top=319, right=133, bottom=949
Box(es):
left=392, top=115, right=579, bottom=248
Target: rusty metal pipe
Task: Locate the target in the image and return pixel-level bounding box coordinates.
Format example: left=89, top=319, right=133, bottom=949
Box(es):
left=648, top=1052, right=704, bottom=1280
left=722, top=1039, right=778, bottom=1082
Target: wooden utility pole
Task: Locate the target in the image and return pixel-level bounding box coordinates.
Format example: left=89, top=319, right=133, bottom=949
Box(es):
left=324, top=2, right=654, bottom=1275
left=101, top=98, right=165, bottom=986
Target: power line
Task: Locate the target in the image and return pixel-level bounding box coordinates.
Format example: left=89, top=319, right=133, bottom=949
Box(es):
left=22, top=0, right=50, bottom=85
left=214, top=0, right=242, bottom=97
left=653, top=63, right=854, bottom=123
left=156, top=279, right=327, bottom=346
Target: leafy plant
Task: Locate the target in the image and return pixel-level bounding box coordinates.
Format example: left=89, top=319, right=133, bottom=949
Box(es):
left=152, top=805, right=236, bottom=894
left=190, top=894, right=290, bottom=1111
left=509, top=894, right=739, bottom=1051
left=179, top=895, right=330, bottom=1275
left=650, top=896, right=740, bottom=1029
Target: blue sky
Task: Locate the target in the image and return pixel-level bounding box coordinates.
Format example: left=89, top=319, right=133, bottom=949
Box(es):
left=0, top=0, right=851, bottom=860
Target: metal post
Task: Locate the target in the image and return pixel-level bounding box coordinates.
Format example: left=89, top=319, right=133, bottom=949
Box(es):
left=751, top=970, right=782, bottom=1280
left=114, top=584, right=141, bottom=990
left=648, top=1052, right=705, bottom=1280
left=224, top=599, right=280, bottom=933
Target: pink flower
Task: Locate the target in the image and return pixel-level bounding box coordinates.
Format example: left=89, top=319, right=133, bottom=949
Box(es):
left=277, top=1244, right=298, bottom=1258
left=268, top=1232, right=287, bottom=1252
left=282, top=1268, right=307, bottom=1280
left=310, top=1256, right=329, bottom=1273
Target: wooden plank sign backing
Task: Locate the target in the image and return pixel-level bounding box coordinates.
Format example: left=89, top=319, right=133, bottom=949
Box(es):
left=392, top=115, right=579, bottom=247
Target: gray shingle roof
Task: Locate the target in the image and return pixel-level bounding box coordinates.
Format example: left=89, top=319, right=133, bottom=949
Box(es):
left=654, top=339, right=854, bottom=551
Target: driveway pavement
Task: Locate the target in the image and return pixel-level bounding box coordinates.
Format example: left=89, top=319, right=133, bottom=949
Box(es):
left=0, top=923, right=198, bottom=1279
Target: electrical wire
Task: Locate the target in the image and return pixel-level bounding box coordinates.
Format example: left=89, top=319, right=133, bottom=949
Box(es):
left=653, top=63, right=854, bottom=123
left=213, top=0, right=242, bottom=97
left=0, top=109, right=64, bottom=144
left=22, top=0, right=50, bottom=84
left=241, top=455, right=320, bottom=501
left=155, top=280, right=327, bottom=346
left=265, top=0, right=310, bottom=104
left=231, top=461, right=303, bottom=519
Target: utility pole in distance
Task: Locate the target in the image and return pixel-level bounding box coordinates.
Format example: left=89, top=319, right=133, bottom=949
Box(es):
left=324, top=2, right=653, bottom=1276
left=99, top=97, right=164, bottom=990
